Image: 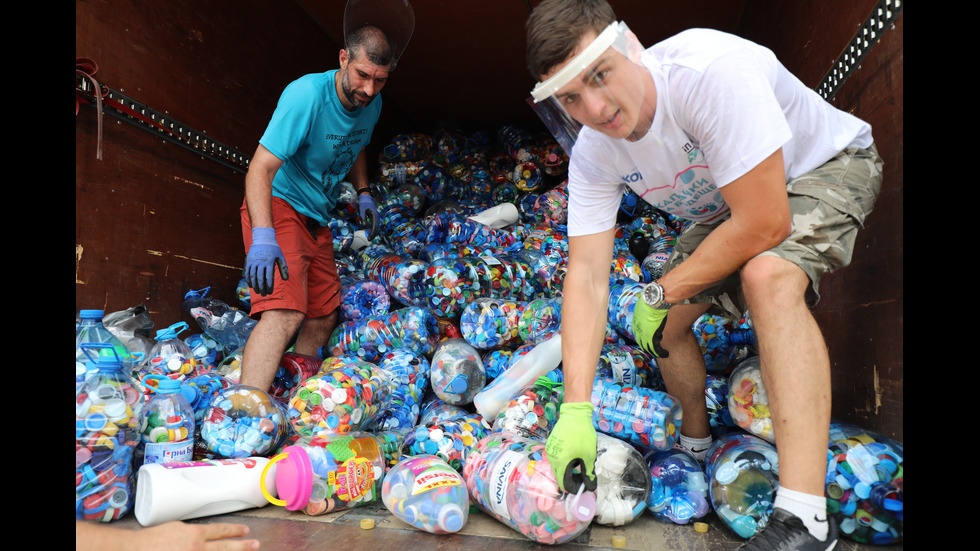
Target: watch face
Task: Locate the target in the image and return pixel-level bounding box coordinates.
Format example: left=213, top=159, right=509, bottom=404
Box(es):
left=643, top=283, right=662, bottom=306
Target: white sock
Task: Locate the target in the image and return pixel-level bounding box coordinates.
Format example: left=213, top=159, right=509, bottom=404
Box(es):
left=679, top=434, right=713, bottom=461
left=774, top=486, right=829, bottom=540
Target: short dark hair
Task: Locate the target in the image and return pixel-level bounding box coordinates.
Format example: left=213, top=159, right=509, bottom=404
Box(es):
left=526, top=0, right=617, bottom=79
left=346, top=24, right=395, bottom=68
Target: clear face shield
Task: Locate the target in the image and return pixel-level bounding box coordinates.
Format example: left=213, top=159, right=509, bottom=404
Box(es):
left=530, top=22, right=653, bottom=148
left=344, top=0, right=416, bottom=68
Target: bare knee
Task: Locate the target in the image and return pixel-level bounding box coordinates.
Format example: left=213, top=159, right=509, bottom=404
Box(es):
left=740, top=255, right=810, bottom=310
left=256, top=308, right=306, bottom=336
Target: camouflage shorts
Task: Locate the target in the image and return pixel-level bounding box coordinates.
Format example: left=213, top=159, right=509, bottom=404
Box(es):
left=665, top=144, right=883, bottom=319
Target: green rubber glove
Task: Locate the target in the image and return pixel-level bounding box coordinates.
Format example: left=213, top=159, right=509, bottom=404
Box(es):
left=545, top=402, right=598, bottom=493
left=633, top=297, right=670, bottom=358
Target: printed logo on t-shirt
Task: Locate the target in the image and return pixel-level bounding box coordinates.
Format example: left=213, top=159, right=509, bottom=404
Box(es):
left=634, top=143, right=726, bottom=221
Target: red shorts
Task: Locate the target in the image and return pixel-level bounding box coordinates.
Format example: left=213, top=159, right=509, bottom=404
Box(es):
left=241, top=197, right=340, bottom=318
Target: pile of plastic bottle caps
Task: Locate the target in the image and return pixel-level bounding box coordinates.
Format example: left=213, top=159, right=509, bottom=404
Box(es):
left=75, top=124, right=902, bottom=546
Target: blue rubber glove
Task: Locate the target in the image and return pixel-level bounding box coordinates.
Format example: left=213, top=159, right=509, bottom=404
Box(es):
left=633, top=298, right=670, bottom=358
left=545, top=402, right=598, bottom=493
left=357, top=191, right=378, bottom=240
left=244, top=227, right=288, bottom=296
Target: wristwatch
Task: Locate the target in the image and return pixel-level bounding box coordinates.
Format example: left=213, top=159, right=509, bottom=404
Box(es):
left=642, top=281, right=673, bottom=309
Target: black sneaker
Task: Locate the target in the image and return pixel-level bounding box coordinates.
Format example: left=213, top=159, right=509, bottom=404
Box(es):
left=739, top=508, right=838, bottom=551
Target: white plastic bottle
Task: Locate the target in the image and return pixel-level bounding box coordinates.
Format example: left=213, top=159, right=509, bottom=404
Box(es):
left=134, top=457, right=277, bottom=526
left=473, top=333, right=562, bottom=420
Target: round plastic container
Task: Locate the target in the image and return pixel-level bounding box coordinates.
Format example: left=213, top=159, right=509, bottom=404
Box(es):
left=463, top=431, right=596, bottom=545
left=199, top=384, right=289, bottom=458
left=644, top=447, right=711, bottom=525
left=594, top=434, right=653, bottom=526
left=825, top=421, right=903, bottom=544
left=400, top=413, right=489, bottom=472
left=430, top=338, right=486, bottom=406
left=490, top=376, right=563, bottom=442
left=382, top=455, right=469, bottom=534
left=266, top=432, right=388, bottom=516
left=140, top=322, right=199, bottom=381
left=705, top=433, right=780, bottom=539
left=727, top=356, right=775, bottom=442
left=76, top=344, right=145, bottom=521
left=460, top=297, right=525, bottom=350
left=326, top=307, right=439, bottom=363
left=590, top=376, right=682, bottom=452
left=76, top=309, right=138, bottom=376
left=139, top=376, right=195, bottom=465
left=286, top=359, right=395, bottom=438
left=269, top=352, right=322, bottom=402
left=372, top=348, right=430, bottom=430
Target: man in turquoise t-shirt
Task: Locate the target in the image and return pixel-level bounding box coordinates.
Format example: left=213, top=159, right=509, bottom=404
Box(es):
left=239, top=3, right=414, bottom=392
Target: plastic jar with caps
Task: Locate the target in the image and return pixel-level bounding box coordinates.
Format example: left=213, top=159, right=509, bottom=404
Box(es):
left=517, top=297, right=562, bottom=346
left=462, top=431, right=596, bottom=545
left=139, top=322, right=199, bottom=382
left=593, top=433, right=653, bottom=526
left=76, top=344, right=146, bottom=521
left=694, top=314, right=755, bottom=375
left=262, top=432, right=388, bottom=516
left=705, top=433, right=779, bottom=539
left=590, top=376, right=683, bottom=452
left=460, top=297, right=526, bottom=351
left=269, top=352, right=323, bottom=403
left=825, top=421, right=903, bottom=545
left=76, top=309, right=139, bottom=378
left=644, top=447, right=711, bottom=525
left=199, top=384, right=289, bottom=459
left=138, top=375, right=195, bottom=466
left=286, top=359, right=395, bottom=438
left=400, top=412, right=490, bottom=472
left=325, top=306, right=439, bottom=363
left=489, top=375, right=563, bottom=442
left=430, top=338, right=486, bottom=406
left=372, top=348, right=430, bottom=431
left=727, top=356, right=775, bottom=443
left=382, top=455, right=469, bottom=534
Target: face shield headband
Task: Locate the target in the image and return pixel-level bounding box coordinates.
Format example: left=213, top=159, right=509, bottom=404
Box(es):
left=530, top=21, right=634, bottom=103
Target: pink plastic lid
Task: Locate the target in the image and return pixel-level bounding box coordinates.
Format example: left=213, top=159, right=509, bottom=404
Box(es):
left=274, top=445, right=313, bottom=511
left=568, top=491, right=597, bottom=523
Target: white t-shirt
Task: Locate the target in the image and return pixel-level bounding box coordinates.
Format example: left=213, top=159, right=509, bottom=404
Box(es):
left=567, top=28, right=873, bottom=236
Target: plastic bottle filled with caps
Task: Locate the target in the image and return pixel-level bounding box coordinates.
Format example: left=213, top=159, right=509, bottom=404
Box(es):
left=371, top=348, right=430, bottom=431
left=382, top=455, right=469, bottom=534
left=644, top=447, right=711, bottom=525
left=139, top=375, right=196, bottom=466
left=269, top=432, right=388, bottom=516
left=76, top=310, right=139, bottom=378
left=76, top=344, right=146, bottom=522
left=139, top=322, right=199, bottom=383
left=825, top=421, right=903, bottom=545
left=705, top=433, right=780, bottom=539
left=590, top=376, right=682, bottom=452
left=400, top=413, right=490, bottom=473
left=429, top=338, right=486, bottom=406
left=325, top=307, right=440, bottom=363
left=460, top=297, right=526, bottom=351
left=694, top=314, right=756, bottom=375
left=593, top=433, right=653, bottom=526
left=489, top=374, right=563, bottom=442
left=286, top=358, right=395, bottom=438
left=199, top=384, right=289, bottom=459
left=462, top=431, right=596, bottom=545
left=727, top=356, right=775, bottom=442
left=338, top=276, right=391, bottom=322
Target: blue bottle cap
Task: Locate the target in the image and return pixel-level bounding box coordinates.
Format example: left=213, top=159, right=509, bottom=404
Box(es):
left=79, top=310, right=105, bottom=320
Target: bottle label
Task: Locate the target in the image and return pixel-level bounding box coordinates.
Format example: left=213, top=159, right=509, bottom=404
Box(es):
left=144, top=440, right=194, bottom=464
left=158, top=458, right=258, bottom=470
left=488, top=450, right=524, bottom=521
left=608, top=350, right=637, bottom=386
left=330, top=457, right=375, bottom=502
left=401, top=456, right=462, bottom=495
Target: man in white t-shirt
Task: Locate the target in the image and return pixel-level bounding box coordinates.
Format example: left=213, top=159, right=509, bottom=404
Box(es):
left=526, top=1, right=882, bottom=550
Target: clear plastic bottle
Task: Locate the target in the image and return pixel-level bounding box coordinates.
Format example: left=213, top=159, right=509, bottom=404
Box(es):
left=463, top=431, right=595, bottom=545
left=286, top=358, right=395, bottom=438
left=265, top=432, right=388, bottom=516
left=473, top=333, right=562, bottom=421
left=140, top=322, right=199, bottom=381
left=644, top=447, right=711, bottom=525
left=705, top=433, right=779, bottom=539
left=382, top=455, right=469, bottom=534
left=76, top=309, right=138, bottom=377
left=76, top=344, right=145, bottom=521
left=593, top=433, right=653, bottom=526
left=139, top=376, right=195, bottom=465
left=590, top=376, right=683, bottom=452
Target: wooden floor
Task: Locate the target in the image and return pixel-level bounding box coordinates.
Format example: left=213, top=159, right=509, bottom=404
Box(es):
left=108, top=500, right=901, bottom=551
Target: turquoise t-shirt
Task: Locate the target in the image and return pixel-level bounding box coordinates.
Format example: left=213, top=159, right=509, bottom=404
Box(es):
left=259, top=70, right=381, bottom=225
